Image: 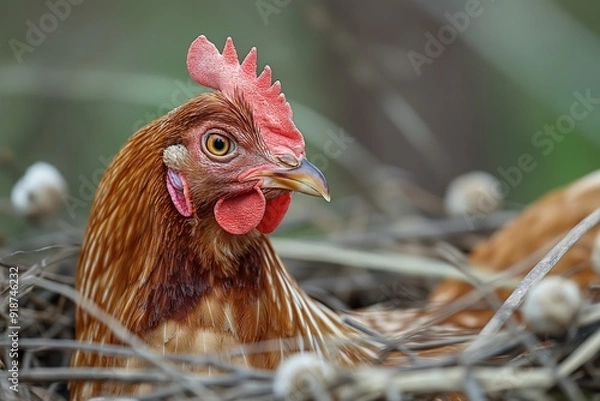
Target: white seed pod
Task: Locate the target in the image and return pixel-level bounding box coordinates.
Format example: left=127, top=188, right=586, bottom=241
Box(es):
left=521, top=276, right=582, bottom=337
left=273, top=353, right=336, bottom=399
left=592, top=230, right=600, bottom=276
left=444, top=171, right=503, bottom=217
left=10, top=162, right=68, bottom=220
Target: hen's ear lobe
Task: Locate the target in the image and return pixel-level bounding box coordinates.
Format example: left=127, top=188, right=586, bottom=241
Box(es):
left=163, top=145, right=194, bottom=217
left=166, top=169, right=193, bottom=217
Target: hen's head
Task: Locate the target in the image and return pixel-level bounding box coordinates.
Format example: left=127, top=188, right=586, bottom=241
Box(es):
left=162, top=36, right=329, bottom=235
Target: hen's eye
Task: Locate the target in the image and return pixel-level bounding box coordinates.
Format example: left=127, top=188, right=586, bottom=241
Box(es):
left=204, top=133, right=234, bottom=157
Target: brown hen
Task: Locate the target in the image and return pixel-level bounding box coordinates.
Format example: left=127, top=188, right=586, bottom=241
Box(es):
left=70, top=36, right=376, bottom=400
left=430, top=171, right=600, bottom=329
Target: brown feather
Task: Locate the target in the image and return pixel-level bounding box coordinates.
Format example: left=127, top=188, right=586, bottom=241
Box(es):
left=429, top=171, right=600, bottom=328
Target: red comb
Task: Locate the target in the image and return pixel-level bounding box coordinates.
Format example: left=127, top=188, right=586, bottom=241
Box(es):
left=187, top=36, right=304, bottom=157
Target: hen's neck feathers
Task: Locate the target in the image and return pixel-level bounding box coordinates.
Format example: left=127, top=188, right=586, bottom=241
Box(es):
left=75, top=93, right=375, bottom=374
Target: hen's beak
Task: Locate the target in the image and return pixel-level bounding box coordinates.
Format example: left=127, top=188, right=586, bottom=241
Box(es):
left=245, top=157, right=330, bottom=202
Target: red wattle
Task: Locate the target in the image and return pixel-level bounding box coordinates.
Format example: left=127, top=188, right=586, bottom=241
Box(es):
left=214, top=186, right=266, bottom=235
left=257, top=193, right=292, bottom=234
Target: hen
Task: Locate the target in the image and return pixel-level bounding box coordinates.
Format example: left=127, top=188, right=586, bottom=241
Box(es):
left=71, top=34, right=599, bottom=400
left=430, top=170, right=600, bottom=329
left=70, top=36, right=376, bottom=400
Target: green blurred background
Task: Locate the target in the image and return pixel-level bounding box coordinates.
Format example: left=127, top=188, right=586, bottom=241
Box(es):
left=1, top=0, right=599, bottom=246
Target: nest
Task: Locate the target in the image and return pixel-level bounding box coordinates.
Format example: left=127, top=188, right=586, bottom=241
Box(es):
left=1, top=209, right=600, bottom=401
